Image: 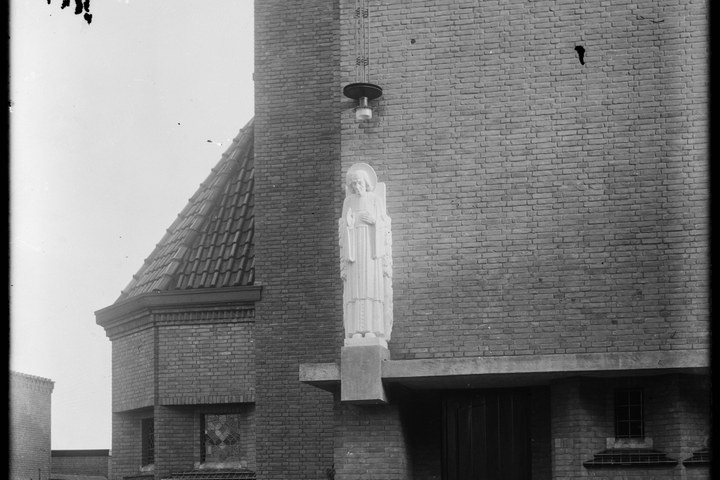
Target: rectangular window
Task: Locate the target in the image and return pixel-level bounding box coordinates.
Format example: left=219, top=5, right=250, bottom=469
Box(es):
left=141, top=418, right=155, bottom=466
left=201, top=414, right=243, bottom=463
left=614, top=388, right=644, bottom=439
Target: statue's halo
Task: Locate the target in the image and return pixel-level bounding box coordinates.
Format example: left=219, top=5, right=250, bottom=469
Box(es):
left=346, top=163, right=378, bottom=191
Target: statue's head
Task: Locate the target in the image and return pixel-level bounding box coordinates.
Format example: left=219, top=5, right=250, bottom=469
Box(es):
left=347, top=170, right=373, bottom=194
left=346, top=163, right=377, bottom=194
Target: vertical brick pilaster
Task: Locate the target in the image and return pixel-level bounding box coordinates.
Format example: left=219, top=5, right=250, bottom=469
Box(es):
left=550, top=379, right=606, bottom=479
left=649, top=374, right=711, bottom=479
left=254, top=0, right=343, bottom=478
left=154, top=406, right=195, bottom=480
left=334, top=402, right=411, bottom=480
left=109, top=410, right=148, bottom=480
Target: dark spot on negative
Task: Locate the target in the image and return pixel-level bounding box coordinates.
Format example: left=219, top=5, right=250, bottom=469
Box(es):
left=574, top=45, right=586, bottom=65
left=52, top=0, right=93, bottom=25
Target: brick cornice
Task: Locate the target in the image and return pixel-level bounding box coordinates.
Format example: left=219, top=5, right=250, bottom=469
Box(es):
left=159, top=393, right=256, bottom=405
left=95, top=286, right=262, bottom=340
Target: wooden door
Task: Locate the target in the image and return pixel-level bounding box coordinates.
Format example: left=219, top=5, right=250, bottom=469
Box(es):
left=443, top=389, right=531, bottom=480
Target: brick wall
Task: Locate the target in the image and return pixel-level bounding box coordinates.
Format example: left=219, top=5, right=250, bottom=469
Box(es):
left=552, top=379, right=609, bottom=479
left=110, top=404, right=257, bottom=480
left=338, top=0, right=708, bottom=361
left=154, top=406, right=195, bottom=480
left=51, top=450, right=109, bottom=477
left=676, top=374, right=711, bottom=479
left=551, top=376, right=710, bottom=479
left=253, top=0, right=708, bottom=477
left=107, top=305, right=257, bottom=479
left=110, top=409, right=151, bottom=480
left=649, top=374, right=711, bottom=479
left=10, top=372, right=54, bottom=480
left=334, top=402, right=411, bottom=480
left=112, top=327, right=156, bottom=412
left=648, top=375, right=682, bottom=454
left=157, top=321, right=255, bottom=404
left=254, top=0, right=343, bottom=479
left=685, top=463, right=712, bottom=479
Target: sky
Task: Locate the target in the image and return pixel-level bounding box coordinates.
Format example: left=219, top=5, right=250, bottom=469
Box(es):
left=9, top=0, right=255, bottom=449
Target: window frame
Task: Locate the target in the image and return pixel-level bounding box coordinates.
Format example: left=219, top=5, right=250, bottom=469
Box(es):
left=200, top=412, right=244, bottom=464
left=613, top=388, right=644, bottom=439
left=141, top=417, right=155, bottom=467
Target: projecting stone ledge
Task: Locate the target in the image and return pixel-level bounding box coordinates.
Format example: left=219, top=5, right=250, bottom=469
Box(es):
left=299, top=362, right=340, bottom=389
left=299, top=349, right=709, bottom=392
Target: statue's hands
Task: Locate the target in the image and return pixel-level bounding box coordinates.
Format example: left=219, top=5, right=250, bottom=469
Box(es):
left=357, top=211, right=375, bottom=224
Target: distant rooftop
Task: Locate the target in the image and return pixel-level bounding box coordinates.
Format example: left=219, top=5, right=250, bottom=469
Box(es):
left=116, top=119, right=255, bottom=302
left=50, top=476, right=108, bottom=480
left=10, top=370, right=55, bottom=387
left=10, top=371, right=55, bottom=396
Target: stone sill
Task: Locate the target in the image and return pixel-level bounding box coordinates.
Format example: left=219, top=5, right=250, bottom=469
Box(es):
left=606, top=437, right=653, bottom=449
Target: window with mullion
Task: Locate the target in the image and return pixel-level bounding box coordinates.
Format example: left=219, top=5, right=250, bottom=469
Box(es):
left=614, top=388, right=644, bottom=439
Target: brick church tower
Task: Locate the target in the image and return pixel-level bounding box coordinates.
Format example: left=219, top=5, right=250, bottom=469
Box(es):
left=98, top=1, right=710, bottom=479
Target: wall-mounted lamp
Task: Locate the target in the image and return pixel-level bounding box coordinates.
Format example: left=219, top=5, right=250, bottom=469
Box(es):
left=343, top=82, right=383, bottom=121
left=344, top=0, right=381, bottom=122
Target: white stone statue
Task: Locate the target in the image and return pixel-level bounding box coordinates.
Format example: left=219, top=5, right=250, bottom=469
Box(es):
left=339, top=163, right=393, bottom=346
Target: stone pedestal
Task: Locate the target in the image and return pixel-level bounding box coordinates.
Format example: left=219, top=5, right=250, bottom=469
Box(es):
left=340, top=344, right=389, bottom=404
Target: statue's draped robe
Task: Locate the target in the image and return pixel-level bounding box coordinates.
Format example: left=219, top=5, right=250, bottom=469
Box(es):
left=339, top=188, right=392, bottom=340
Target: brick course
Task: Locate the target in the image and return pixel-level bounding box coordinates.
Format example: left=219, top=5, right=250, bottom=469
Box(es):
left=112, top=327, right=156, bottom=412
left=334, top=403, right=411, bottom=480
left=157, top=321, right=255, bottom=404
left=51, top=450, right=110, bottom=477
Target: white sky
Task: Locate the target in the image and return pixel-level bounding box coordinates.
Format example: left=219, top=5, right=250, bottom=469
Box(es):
left=9, top=0, right=255, bottom=449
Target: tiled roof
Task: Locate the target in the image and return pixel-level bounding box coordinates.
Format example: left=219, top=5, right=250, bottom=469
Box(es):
left=116, top=119, right=255, bottom=302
